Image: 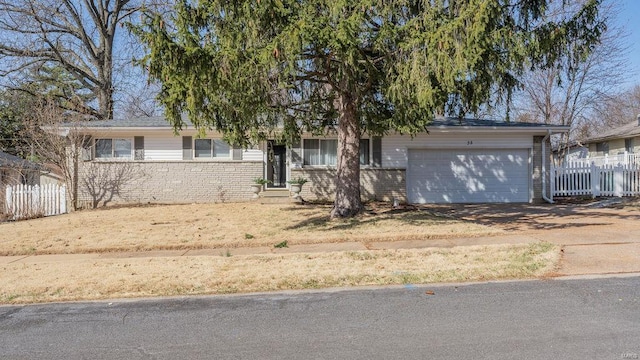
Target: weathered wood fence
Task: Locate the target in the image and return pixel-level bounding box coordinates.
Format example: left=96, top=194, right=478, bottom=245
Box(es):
left=552, top=162, right=640, bottom=198
left=4, top=184, right=67, bottom=219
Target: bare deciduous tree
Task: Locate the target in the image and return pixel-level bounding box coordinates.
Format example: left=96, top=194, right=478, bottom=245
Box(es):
left=512, top=0, right=628, bottom=148
left=21, top=99, right=86, bottom=210
left=0, top=0, right=164, bottom=120
left=120, top=82, right=163, bottom=118
left=592, top=85, right=640, bottom=131
left=23, top=98, right=147, bottom=210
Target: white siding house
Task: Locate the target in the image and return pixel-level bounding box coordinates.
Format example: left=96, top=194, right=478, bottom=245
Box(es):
left=60, top=116, right=567, bottom=207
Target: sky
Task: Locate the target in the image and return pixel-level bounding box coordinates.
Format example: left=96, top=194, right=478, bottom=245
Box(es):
left=616, top=0, right=640, bottom=88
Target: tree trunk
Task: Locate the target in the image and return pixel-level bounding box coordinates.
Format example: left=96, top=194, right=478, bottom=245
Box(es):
left=96, top=84, right=114, bottom=120
left=330, top=91, right=363, bottom=218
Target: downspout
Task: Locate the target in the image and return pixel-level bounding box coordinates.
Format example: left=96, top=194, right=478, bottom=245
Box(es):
left=541, top=130, right=553, bottom=204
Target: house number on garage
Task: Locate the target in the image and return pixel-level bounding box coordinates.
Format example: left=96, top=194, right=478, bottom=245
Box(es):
left=467, top=141, right=473, bottom=145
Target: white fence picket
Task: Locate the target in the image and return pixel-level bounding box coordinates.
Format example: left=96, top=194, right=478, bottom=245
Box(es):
left=4, top=184, right=67, bottom=220
left=552, top=162, right=640, bottom=199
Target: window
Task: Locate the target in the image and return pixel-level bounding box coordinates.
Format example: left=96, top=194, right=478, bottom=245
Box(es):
left=303, top=138, right=370, bottom=166
left=360, top=139, right=370, bottom=165
left=596, top=142, right=609, bottom=155
left=95, top=138, right=132, bottom=159
left=304, top=139, right=336, bottom=165
left=194, top=139, right=230, bottom=158
left=626, top=139, right=634, bottom=154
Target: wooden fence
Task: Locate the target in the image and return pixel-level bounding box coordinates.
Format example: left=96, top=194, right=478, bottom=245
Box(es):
left=4, top=184, right=67, bottom=219
left=552, top=162, right=640, bottom=198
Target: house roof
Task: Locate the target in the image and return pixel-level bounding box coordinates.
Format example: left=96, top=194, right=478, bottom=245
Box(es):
left=0, top=151, right=41, bottom=170
left=66, top=116, right=190, bottom=128
left=585, top=119, right=640, bottom=143
left=64, top=116, right=569, bottom=133
left=427, top=117, right=568, bottom=131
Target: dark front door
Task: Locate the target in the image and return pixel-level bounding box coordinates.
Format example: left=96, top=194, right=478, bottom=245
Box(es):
left=267, top=142, right=287, bottom=188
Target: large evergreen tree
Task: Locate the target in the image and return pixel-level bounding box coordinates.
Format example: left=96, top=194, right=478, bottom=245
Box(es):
left=0, top=94, right=27, bottom=157
left=135, top=0, right=603, bottom=218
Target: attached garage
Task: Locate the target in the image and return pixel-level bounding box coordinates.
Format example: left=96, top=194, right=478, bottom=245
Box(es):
left=406, top=148, right=530, bottom=204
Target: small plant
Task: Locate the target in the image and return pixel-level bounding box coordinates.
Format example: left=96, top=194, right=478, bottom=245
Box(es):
left=253, top=178, right=271, bottom=185
left=245, top=233, right=254, bottom=239
left=287, top=177, right=308, bottom=185
left=223, top=249, right=232, bottom=257
left=217, top=185, right=228, bottom=203
left=274, top=240, right=289, bottom=248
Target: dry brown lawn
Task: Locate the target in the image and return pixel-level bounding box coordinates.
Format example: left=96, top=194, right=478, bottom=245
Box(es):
left=0, top=242, right=559, bottom=304
left=0, top=203, right=504, bottom=256
left=0, top=203, right=559, bottom=305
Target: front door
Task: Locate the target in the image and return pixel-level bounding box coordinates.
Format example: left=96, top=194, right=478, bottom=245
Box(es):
left=267, top=142, right=287, bottom=188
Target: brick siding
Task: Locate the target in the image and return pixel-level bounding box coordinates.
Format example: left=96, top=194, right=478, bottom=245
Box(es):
left=291, top=168, right=407, bottom=203
left=76, top=160, right=262, bottom=208
left=75, top=135, right=549, bottom=208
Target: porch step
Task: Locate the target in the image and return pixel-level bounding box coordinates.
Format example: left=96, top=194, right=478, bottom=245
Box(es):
left=259, top=189, right=295, bottom=204
left=261, top=190, right=290, bottom=198
left=259, top=197, right=296, bottom=204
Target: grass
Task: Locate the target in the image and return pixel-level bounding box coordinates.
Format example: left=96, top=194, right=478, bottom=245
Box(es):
left=0, top=203, right=561, bottom=305
left=0, top=242, right=560, bottom=304
left=0, top=203, right=504, bottom=256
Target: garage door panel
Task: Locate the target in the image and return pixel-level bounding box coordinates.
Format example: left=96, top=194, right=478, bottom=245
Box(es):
left=407, top=149, right=529, bottom=204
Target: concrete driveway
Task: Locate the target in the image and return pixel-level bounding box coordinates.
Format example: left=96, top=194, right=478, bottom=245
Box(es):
left=426, top=200, right=640, bottom=276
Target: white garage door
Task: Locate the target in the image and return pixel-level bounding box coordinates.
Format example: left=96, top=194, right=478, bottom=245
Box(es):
left=407, top=148, right=530, bottom=204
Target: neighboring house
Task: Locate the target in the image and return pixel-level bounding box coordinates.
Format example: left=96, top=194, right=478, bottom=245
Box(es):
left=0, top=151, right=64, bottom=188
left=0, top=151, right=44, bottom=187
left=1, top=151, right=64, bottom=214
left=582, top=115, right=640, bottom=164
left=60, top=116, right=567, bottom=207
left=552, top=141, right=588, bottom=165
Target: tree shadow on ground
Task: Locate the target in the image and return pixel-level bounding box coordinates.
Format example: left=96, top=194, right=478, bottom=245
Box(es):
left=422, top=198, right=640, bottom=232
left=283, top=202, right=465, bottom=232
left=281, top=198, right=640, bottom=233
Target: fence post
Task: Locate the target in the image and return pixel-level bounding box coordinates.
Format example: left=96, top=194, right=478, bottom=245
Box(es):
left=41, top=184, right=49, bottom=216
left=5, top=186, right=11, bottom=215
left=34, top=185, right=41, bottom=217
left=614, top=164, right=623, bottom=197
left=17, top=184, right=24, bottom=219
left=624, top=151, right=629, bottom=166
left=550, top=162, right=555, bottom=200
left=591, top=162, right=600, bottom=198
left=60, top=185, right=67, bottom=214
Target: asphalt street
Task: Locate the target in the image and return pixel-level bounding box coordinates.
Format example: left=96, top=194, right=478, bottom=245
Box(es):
left=1, top=276, right=639, bottom=359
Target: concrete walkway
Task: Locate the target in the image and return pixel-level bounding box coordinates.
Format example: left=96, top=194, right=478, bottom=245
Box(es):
left=2, top=226, right=640, bottom=277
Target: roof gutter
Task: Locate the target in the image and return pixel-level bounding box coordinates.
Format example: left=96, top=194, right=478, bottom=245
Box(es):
left=428, top=126, right=571, bottom=134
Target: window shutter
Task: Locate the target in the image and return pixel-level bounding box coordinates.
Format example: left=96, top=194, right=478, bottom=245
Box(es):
left=182, top=136, right=193, bottom=160
left=291, top=140, right=302, bottom=166
left=134, top=136, right=144, bottom=160
left=232, top=147, right=243, bottom=160
left=372, top=137, right=382, bottom=167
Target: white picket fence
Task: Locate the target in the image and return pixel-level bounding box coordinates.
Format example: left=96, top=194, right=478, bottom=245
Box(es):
left=552, top=162, right=640, bottom=198
left=564, top=152, right=640, bottom=167
left=5, top=184, right=67, bottom=219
